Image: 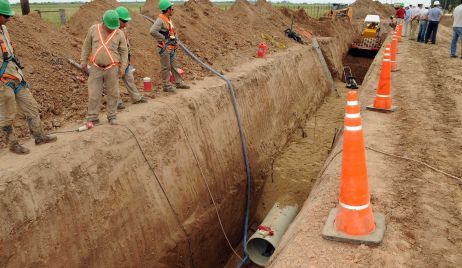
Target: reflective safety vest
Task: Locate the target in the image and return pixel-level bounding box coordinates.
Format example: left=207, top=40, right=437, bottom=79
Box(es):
left=158, top=14, right=177, bottom=51
left=90, top=24, right=119, bottom=70
left=0, top=27, right=28, bottom=95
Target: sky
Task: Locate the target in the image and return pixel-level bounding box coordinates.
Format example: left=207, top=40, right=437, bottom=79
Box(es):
left=9, top=0, right=434, bottom=8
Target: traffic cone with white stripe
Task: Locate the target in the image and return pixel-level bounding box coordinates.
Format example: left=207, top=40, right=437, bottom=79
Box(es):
left=396, top=25, right=402, bottom=42
left=366, top=44, right=398, bottom=112
left=391, top=36, right=399, bottom=71
left=322, top=91, right=386, bottom=245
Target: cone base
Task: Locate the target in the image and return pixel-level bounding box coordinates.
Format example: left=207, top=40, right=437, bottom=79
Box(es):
left=366, top=105, right=398, bottom=113
left=322, top=208, right=386, bottom=245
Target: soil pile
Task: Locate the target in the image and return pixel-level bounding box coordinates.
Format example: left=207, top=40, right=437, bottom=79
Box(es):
left=351, top=0, right=395, bottom=20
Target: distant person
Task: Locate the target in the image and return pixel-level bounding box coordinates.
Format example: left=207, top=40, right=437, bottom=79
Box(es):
left=115, top=6, right=147, bottom=110
left=395, top=3, right=406, bottom=25
left=0, top=0, right=57, bottom=154
left=450, top=3, right=462, bottom=58
left=425, top=1, right=444, bottom=44
left=403, top=5, right=412, bottom=36
left=417, top=5, right=430, bottom=42
left=150, top=0, right=190, bottom=92
left=409, top=4, right=423, bottom=40
left=80, top=10, right=128, bottom=125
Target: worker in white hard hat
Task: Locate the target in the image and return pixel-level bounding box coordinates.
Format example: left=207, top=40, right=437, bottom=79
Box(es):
left=425, top=1, right=443, bottom=44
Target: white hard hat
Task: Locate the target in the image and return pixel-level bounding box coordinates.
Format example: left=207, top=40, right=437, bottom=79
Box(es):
left=434, top=1, right=440, bottom=5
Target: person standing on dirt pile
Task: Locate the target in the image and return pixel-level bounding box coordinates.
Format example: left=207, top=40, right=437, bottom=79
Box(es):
left=150, top=0, right=190, bottom=93
left=417, top=5, right=430, bottom=42
left=409, top=4, right=423, bottom=40
left=425, top=1, right=444, bottom=44
left=450, top=3, right=462, bottom=58
left=0, top=0, right=57, bottom=155
left=115, top=6, right=147, bottom=110
left=395, top=3, right=406, bottom=25
left=80, top=10, right=128, bottom=126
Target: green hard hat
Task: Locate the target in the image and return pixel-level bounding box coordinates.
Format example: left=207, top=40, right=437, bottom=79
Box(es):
left=400, top=3, right=405, bottom=7
left=0, top=0, right=15, bottom=17
left=103, top=10, right=120, bottom=30
left=116, top=6, right=131, bottom=21
left=159, top=0, right=173, bottom=11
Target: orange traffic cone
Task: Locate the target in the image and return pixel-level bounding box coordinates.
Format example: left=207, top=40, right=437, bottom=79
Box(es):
left=366, top=44, right=398, bottom=112
left=322, top=91, right=386, bottom=245
left=391, top=37, right=399, bottom=72
left=397, top=25, right=402, bottom=42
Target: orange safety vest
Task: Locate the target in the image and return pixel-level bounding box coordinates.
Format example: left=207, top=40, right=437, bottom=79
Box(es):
left=90, top=24, right=119, bottom=70
left=0, top=28, right=27, bottom=94
left=158, top=14, right=177, bottom=51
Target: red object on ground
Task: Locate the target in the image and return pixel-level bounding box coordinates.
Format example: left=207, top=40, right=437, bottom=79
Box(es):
left=257, top=42, right=268, bottom=58
left=143, top=77, right=152, bottom=92
left=169, top=68, right=185, bottom=84
left=257, top=225, right=274, bottom=235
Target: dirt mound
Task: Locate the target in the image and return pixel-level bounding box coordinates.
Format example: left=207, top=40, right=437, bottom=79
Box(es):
left=351, top=0, right=395, bottom=20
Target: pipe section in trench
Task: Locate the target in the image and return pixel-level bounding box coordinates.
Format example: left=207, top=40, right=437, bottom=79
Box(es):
left=0, top=35, right=353, bottom=268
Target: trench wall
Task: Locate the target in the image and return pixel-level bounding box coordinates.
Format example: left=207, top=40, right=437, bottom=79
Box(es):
left=0, top=33, right=352, bottom=268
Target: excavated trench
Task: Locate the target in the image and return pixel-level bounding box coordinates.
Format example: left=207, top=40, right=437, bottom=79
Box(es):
left=0, top=28, right=360, bottom=268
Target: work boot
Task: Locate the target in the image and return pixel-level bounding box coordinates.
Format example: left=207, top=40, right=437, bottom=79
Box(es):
left=176, top=83, right=190, bottom=89
left=133, top=96, right=147, bottom=104
left=109, top=118, right=118, bottom=125
left=34, top=134, right=57, bottom=145
left=117, top=100, right=126, bottom=110
left=9, top=141, right=30, bottom=155
left=163, top=85, right=176, bottom=93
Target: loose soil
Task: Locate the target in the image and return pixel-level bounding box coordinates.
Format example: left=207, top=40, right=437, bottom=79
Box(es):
left=342, top=53, right=374, bottom=85
left=268, top=25, right=462, bottom=268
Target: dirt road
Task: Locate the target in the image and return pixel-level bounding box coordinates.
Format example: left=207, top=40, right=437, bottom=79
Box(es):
left=268, top=25, right=462, bottom=267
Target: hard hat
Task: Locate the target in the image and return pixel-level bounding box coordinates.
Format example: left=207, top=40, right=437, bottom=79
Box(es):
left=433, top=0, right=440, bottom=5
left=116, top=6, right=131, bottom=21
left=400, top=3, right=405, bottom=7
left=0, top=0, right=15, bottom=17
left=159, top=0, right=173, bottom=11
left=103, top=10, right=120, bottom=30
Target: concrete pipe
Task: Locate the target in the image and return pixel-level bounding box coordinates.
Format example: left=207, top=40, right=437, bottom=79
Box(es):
left=246, top=202, right=299, bottom=266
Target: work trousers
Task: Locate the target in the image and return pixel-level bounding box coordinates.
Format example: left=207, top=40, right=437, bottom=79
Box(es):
left=402, top=20, right=410, bottom=36
left=160, top=49, right=183, bottom=89
left=409, top=20, right=419, bottom=40
left=122, top=65, right=142, bottom=102
left=0, top=83, right=43, bottom=143
left=87, top=66, right=119, bottom=122
left=425, top=21, right=439, bottom=44
left=417, top=20, right=428, bottom=42
left=450, top=27, right=462, bottom=56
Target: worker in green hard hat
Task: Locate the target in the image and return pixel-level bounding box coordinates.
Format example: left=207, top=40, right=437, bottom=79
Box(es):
left=80, top=9, right=128, bottom=126
left=0, top=0, right=57, bottom=154
left=150, top=0, right=190, bottom=92
left=115, top=6, right=147, bottom=110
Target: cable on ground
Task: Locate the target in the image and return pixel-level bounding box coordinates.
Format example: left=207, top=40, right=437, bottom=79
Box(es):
left=119, top=124, right=196, bottom=268
left=158, top=100, right=243, bottom=261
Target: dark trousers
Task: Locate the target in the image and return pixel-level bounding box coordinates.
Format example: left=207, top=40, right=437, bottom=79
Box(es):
left=425, top=21, right=439, bottom=44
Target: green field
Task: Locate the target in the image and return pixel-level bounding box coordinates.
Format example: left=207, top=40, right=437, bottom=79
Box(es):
left=11, top=1, right=332, bottom=26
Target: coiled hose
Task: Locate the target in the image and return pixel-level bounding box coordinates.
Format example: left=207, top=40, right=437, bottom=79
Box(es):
left=142, top=15, right=252, bottom=267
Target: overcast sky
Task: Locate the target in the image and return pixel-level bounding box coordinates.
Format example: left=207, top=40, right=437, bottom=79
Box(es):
left=9, top=0, right=434, bottom=8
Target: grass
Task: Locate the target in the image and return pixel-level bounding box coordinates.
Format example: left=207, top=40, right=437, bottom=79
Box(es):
left=11, top=1, right=333, bottom=26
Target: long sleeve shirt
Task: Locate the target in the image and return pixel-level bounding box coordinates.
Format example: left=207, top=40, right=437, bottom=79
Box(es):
left=150, top=17, right=168, bottom=43
left=0, top=25, right=24, bottom=81
left=396, top=8, right=406, bottom=19
left=80, top=24, right=128, bottom=71
left=405, top=9, right=411, bottom=21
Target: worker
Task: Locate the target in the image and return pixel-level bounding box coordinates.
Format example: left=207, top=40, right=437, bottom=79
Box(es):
left=115, top=6, right=147, bottom=110
left=425, top=1, right=443, bottom=44
left=450, top=3, right=462, bottom=58
left=0, top=0, right=57, bottom=154
left=403, top=5, right=412, bottom=37
left=395, top=3, right=406, bottom=25
left=409, top=4, right=422, bottom=40
left=150, top=0, right=190, bottom=93
left=80, top=10, right=128, bottom=125
left=417, top=5, right=430, bottom=42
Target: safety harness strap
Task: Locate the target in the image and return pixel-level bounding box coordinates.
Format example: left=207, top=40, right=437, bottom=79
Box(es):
left=91, top=24, right=118, bottom=70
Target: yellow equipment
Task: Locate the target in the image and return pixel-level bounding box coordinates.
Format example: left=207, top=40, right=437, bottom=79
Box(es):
left=328, top=4, right=353, bottom=22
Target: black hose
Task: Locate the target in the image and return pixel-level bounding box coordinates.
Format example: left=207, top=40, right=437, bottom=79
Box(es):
left=142, top=14, right=253, bottom=262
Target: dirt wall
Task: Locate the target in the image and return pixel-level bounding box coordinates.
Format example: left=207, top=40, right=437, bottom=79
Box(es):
left=0, top=38, right=353, bottom=267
